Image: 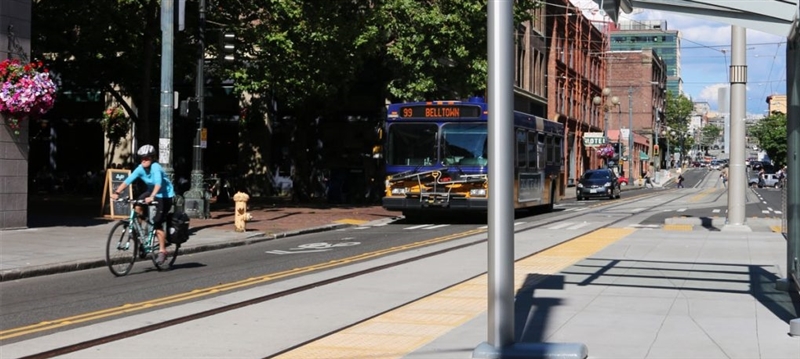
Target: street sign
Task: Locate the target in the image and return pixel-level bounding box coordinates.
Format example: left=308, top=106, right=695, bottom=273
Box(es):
left=583, top=132, right=606, bottom=147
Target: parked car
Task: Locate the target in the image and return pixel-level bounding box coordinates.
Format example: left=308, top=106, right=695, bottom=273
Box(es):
left=576, top=169, right=621, bottom=201
left=749, top=173, right=782, bottom=188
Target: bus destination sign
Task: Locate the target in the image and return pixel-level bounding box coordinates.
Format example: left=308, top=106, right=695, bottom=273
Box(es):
left=399, top=105, right=481, bottom=119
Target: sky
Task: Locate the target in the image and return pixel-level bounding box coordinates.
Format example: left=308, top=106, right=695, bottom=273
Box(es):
left=571, top=0, right=788, bottom=117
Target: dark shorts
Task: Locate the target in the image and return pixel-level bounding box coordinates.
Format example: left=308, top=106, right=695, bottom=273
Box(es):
left=138, top=192, right=173, bottom=229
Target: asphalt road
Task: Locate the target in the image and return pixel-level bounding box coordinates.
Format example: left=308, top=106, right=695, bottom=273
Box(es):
left=0, top=174, right=785, bottom=344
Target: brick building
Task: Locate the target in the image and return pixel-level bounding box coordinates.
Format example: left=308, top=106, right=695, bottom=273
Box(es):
left=607, top=49, right=667, bottom=180
left=546, top=0, right=607, bottom=191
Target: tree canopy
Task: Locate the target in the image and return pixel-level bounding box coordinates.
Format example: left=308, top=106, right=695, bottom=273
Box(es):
left=663, top=90, right=693, bottom=132
left=700, top=124, right=722, bottom=148
left=750, top=111, right=787, bottom=166
left=210, top=0, right=540, bottom=109
left=32, top=0, right=198, bottom=145
left=663, top=90, right=694, bottom=156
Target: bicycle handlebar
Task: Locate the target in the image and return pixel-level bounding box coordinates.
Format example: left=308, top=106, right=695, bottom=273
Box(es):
left=114, top=197, right=158, bottom=205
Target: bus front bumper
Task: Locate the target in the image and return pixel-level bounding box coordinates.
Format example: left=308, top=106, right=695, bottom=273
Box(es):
left=382, top=196, right=488, bottom=211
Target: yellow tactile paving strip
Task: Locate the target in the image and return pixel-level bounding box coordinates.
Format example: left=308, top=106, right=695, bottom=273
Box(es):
left=274, top=228, right=635, bottom=359
left=334, top=219, right=369, bottom=225
left=770, top=225, right=784, bottom=233
left=663, top=224, right=693, bottom=231
left=688, top=188, right=716, bottom=202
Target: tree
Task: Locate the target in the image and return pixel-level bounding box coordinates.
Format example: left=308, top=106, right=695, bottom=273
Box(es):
left=376, top=0, right=540, bottom=101
left=32, top=0, right=198, bottom=146
left=700, top=124, right=722, bottom=149
left=663, top=90, right=694, bottom=158
left=750, top=111, right=787, bottom=166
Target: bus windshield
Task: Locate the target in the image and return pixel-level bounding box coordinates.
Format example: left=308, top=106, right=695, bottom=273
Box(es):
left=386, top=123, right=438, bottom=166
left=441, top=123, right=487, bottom=166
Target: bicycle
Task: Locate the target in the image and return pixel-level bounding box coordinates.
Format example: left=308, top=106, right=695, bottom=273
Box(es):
left=105, top=198, right=180, bottom=276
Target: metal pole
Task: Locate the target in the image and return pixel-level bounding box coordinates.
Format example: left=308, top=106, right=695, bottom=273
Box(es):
left=474, top=2, right=588, bottom=356
left=618, top=110, right=622, bottom=176
left=628, top=86, right=634, bottom=183
left=486, top=0, right=514, bottom=348
left=159, top=0, right=175, bottom=180
left=725, top=26, right=747, bottom=228
left=184, top=0, right=208, bottom=218
left=654, top=113, right=659, bottom=183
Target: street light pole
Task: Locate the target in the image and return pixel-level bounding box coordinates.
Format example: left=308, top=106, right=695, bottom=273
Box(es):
left=627, top=86, right=634, bottom=183
left=184, top=0, right=208, bottom=219
left=593, top=88, right=618, bottom=168
left=159, top=0, right=175, bottom=180
left=654, top=113, right=659, bottom=183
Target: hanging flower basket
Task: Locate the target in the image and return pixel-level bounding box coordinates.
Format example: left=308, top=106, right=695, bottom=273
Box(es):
left=596, top=144, right=615, bottom=159
left=0, top=59, right=58, bottom=135
left=101, top=106, right=130, bottom=144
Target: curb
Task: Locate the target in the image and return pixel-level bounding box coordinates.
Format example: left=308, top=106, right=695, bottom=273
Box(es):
left=0, top=223, right=353, bottom=282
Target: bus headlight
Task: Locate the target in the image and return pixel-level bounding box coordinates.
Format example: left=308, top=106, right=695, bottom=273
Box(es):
left=470, top=189, right=487, bottom=197
left=391, top=188, right=409, bottom=195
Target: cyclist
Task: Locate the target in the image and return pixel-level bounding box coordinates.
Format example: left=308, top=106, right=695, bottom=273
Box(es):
left=110, top=145, right=176, bottom=265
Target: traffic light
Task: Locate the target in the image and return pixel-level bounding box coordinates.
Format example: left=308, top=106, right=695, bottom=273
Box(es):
left=221, top=32, right=236, bottom=61
left=653, top=144, right=660, bottom=156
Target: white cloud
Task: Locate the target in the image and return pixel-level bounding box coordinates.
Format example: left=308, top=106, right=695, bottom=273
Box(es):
left=696, top=84, right=728, bottom=106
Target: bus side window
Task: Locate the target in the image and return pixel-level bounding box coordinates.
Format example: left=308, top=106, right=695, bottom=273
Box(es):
left=527, top=131, right=537, bottom=169
left=538, top=134, right=545, bottom=167
left=516, top=129, right=527, bottom=169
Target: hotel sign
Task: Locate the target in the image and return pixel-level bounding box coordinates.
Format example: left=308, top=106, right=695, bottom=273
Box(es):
left=583, top=132, right=606, bottom=147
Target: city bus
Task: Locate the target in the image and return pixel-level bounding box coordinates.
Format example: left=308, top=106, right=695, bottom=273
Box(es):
left=381, top=98, right=564, bottom=218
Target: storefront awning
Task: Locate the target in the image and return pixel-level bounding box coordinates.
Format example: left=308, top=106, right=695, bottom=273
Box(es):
left=639, top=151, right=650, bottom=160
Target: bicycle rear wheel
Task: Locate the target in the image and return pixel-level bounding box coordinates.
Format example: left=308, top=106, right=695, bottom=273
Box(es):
left=106, top=221, right=138, bottom=276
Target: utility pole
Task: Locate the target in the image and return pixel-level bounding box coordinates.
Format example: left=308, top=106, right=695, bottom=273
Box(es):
left=654, top=111, right=659, bottom=183
left=725, top=25, right=748, bottom=230
left=628, top=86, right=634, bottom=183
left=183, top=0, right=208, bottom=218
left=159, top=0, right=175, bottom=180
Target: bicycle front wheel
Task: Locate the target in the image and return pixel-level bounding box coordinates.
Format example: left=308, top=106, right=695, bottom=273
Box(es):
left=106, top=221, right=138, bottom=276
left=151, top=244, right=179, bottom=271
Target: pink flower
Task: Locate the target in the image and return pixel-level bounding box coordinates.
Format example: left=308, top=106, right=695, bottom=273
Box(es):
left=0, top=59, right=57, bottom=119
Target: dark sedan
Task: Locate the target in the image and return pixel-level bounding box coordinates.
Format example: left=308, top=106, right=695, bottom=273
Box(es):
left=576, top=169, right=621, bottom=200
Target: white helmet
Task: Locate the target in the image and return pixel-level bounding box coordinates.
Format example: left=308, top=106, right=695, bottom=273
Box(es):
left=137, top=144, right=156, bottom=158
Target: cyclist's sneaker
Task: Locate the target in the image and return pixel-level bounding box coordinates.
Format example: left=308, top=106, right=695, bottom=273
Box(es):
left=156, top=251, right=167, bottom=265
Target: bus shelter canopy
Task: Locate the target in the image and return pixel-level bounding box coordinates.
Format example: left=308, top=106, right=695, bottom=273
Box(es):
left=595, top=0, right=798, bottom=36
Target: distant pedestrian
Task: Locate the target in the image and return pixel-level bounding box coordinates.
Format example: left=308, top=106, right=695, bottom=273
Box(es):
left=643, top=170, right=654, bottom=188
left=720, top=167, right=728, bottom=188
left=677, top=174, right=685, bottom=188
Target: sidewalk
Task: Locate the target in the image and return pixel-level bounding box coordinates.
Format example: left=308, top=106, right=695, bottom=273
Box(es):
left=0, top=197, right=402, bottom=281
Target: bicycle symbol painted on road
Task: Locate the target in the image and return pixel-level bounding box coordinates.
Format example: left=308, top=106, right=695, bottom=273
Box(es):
left=265, top=241, right=360, bottom=255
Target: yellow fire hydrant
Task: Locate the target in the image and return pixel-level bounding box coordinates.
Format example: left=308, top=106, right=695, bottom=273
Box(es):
left=233, top=192, right=250, bottom=232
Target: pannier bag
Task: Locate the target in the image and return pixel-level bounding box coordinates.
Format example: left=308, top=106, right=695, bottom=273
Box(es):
left=169, top=212, right=191, bottom=244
